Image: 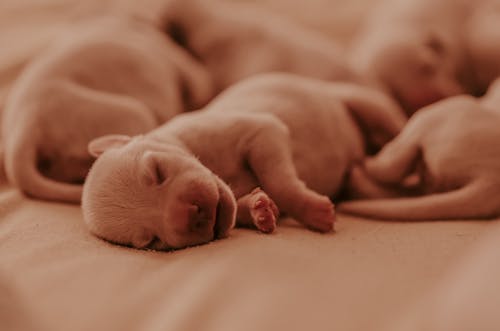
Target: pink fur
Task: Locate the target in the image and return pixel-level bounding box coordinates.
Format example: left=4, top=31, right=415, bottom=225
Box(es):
left=82, top=73, right=406, bottom=250
left=2, top=16, right=214, bottom=203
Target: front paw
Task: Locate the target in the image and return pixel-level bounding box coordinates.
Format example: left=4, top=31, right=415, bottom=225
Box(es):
left=249, top=188, right=279, bottom=233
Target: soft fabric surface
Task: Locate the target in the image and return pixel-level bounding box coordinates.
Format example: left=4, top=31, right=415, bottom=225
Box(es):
left=0, top=193, right=493, bottom=331
left=0, top=1, right=498, bottom=330
left=391, top=222, right=500, bottom=331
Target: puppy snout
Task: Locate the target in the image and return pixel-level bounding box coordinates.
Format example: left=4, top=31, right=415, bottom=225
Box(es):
left=187, top=202, right=216, bottom=234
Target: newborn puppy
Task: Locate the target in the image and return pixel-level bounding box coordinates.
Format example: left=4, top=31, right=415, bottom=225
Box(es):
left=159, top=0, right=362, bottom=92
left=349, top=0, right=476, bottom=114
left=339, top=95, right=500, bottom=220
left=82, top=73, right=406, bottom=250
left=2, top=16, right=213, bottom=203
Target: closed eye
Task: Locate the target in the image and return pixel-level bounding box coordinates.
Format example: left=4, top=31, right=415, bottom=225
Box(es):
left=141, top=152, right=168, bottom=186
left=153, top=162, right=167, bottom=185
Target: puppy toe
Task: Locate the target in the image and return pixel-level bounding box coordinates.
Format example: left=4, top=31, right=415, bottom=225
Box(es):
left=250, top=189, right=279, bottom=233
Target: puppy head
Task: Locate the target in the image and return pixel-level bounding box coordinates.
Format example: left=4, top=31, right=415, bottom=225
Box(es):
left=82, top=135, right=236, bottom=250
left=363, top=29, right=464, bottom=114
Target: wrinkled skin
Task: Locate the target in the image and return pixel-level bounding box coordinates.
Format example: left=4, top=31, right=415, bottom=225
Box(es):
left=2, top=15, right=214, bottom=203
left=83, top=73, right=406, bottom=250
left=340, top=95, right=500, bottom=220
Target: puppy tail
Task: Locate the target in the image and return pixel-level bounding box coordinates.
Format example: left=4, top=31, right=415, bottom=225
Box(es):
left=338, top=180, right=498, bottom=220
left=4, top=134, right=82, bottom=203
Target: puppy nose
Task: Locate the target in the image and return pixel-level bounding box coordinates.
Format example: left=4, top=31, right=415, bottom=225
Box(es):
left=187, top=203, right=216, bottom=233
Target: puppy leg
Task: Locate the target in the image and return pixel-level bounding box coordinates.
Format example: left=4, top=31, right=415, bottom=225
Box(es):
left=236, top=187, right=279, bottom=233
left=333, top=84, right=407, bottom=149
left=245, top=120, right=335, bottom=232
left=364, top=123, right=422, bottom=185
left=345, top=164, right=416, bottom=200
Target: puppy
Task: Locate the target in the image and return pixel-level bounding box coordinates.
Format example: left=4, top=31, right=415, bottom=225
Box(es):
left=82, top=73, right=406, bottom=250
left=159, top=0, right=362, bottom=92
left=349, top=0, right=476, bottom=114
left=339, top=95, right=500, bottom=220
left=2, top=15, right=214, bottom=203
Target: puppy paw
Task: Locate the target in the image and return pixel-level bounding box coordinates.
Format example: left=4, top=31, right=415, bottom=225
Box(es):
left=300, top=194, right=335, bottom=233
left=249, top=188, right=279, bottom=233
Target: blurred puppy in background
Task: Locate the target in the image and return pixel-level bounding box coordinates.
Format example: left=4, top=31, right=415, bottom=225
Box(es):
left=349, top=0, right=476, bottom=115
left=82, top=73, right=405, bottom=250
left=340, top=94, right=500, bottom=220
left=160, top=0, right=498, bottom=117
left=3, top=15, right=213, bottom=203
left=160, top=0, right=364, bottom=92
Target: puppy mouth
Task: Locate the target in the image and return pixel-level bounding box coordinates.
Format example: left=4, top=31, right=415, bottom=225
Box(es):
left=213, top=200, right=224, bottom=239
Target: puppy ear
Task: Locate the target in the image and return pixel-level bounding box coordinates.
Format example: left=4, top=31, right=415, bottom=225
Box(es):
left=88, top=135, right=132, bottom=158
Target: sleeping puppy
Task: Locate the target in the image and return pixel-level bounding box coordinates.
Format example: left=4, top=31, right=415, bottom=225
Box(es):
left=339, top=95, right=500, bottom=220
left=82, top=73, right=406, bottom=250
left=159, top=0, right=362, bottom=92
left=2, top=15, right=214, bottom=203
left=349, top=0, right=477, bottom=114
